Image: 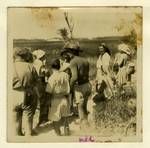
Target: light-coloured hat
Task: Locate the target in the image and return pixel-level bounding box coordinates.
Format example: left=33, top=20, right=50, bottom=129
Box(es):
left=64, top=40, right=80, bottom=49
left=32, top=49, right=45, bottom=59
left=62, top=40, right=82, bottom=54
left=118, top=43, right=131, bottom=55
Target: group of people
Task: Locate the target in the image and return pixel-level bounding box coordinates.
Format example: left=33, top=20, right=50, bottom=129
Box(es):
left=12, top=40, right=135, bottom=136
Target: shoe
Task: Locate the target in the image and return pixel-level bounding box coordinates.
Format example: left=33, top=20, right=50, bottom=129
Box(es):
left=18, top=132, right=25, bottom=136
left=54, top=128, right=61, bottom=136
left=18, top=131, right=25, bottom=136
left=31, top=130, right=38, bottom=136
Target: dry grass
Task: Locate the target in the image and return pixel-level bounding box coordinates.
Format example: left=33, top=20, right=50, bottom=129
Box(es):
left=89, top=83, right=137, bottom=136
left=86, top=56, right=137, bottom=136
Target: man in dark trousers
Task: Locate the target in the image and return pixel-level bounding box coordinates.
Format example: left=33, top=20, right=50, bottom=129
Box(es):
left=62, top=40, right=92, bottom=128
left=32, top=49, right=50, bottom=125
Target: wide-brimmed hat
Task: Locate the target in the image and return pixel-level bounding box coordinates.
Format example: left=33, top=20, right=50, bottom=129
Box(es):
left=118, top=43, right=131, bottom=55
left=62, top=40, right=82, bottom=54
left=32, top=49, right=45, bottom=59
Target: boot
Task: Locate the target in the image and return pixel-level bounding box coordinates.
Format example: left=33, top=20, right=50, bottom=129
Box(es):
left=53, top=122, right=61, bottom=136
left=64, top=117, right=70, bottom=136
left=17, top=110, right=25, bottom=136
left=64, top=126, right=70, bottom=136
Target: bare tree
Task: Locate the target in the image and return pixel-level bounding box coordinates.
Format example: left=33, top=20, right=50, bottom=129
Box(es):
left=64, top=12, right=74, bottom=39
left=57, top=12, right=75, bottom=43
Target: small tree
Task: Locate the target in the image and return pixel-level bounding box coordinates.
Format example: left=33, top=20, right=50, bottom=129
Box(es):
left=57, top=28, right=69, bottom=42
left=64, top=12, right=74, bottom=39
left=57, top=12, right=75, bottom=42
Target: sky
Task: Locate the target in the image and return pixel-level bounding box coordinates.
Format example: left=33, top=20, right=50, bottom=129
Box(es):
left=8, top=7, right=142, bottom=39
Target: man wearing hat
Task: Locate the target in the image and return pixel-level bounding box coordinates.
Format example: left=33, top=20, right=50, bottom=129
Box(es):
left=61, top=40, right=91, bottom=127
left=32, top=49, right=50, bottom=125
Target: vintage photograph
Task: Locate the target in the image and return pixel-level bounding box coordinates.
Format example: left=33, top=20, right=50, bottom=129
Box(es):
left=7, top=7, right=142, bottom=142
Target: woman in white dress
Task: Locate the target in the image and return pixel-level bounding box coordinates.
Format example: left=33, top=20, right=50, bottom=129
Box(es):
left=96, top=43, right=114, bottom=99
left=115, top=43, right=131, bottom=87
left=46, top=58, right=70, bottom=136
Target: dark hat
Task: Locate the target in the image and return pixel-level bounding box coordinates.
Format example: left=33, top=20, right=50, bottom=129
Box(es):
left=15, top=47, right=30, bottom=56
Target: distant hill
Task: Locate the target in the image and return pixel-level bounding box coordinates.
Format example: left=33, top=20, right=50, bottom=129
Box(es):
left=14, top=36, right=128, bottom=46
left=13, top=36, right=129, bottom=57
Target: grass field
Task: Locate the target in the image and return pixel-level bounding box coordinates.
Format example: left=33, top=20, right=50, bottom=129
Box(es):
left=13, top=38, right=137, bottom=138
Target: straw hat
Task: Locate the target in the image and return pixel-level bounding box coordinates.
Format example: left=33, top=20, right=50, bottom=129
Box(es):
left=62, top=40, right=82, bottom=54
left=118, top=43, right=131, bottom=55
left=32, top=49, right=45, bottom=59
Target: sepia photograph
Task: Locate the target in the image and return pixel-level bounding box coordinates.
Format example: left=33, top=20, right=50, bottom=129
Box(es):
left=7, top=7, right=142, bottom=142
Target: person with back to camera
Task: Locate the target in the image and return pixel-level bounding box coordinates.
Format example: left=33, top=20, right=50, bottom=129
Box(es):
left=46, top=58, right=70, bottom=136
left=62, top=40, right=92, bottom=129
left=13, top=47, right=38, bottom=136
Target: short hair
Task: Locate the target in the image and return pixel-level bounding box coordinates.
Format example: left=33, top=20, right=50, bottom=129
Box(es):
left=25, top=52, right=33, bottom=63
left=51, top=58, right=60, bottom=70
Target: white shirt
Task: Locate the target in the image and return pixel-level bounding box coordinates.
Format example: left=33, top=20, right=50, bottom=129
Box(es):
left=97, top=52, right=110, bottom=75
left=33, top=59, right=43, bottom=75
left=46, top=70, right=70, bottom=95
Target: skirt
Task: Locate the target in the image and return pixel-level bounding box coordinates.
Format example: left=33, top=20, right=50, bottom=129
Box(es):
left=48, top=95, right=70, bottom=122
left=117, top=67, right=128, bottom=86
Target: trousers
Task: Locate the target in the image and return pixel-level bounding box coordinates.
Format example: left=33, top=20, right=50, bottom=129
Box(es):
left=12, top=89, right=37, bottom=136
left=74, top=82, right=92, bottom=121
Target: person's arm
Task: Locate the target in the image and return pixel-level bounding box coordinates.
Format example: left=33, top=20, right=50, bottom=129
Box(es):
left=117, top=54, right=126, bottom=67
left=32, top=66, right=39, bottom=83
left=70, top=62, right=78, bottom=89
left=31, top=66, right=41, bottom=98
left=64, top=73, right=70, bottom=94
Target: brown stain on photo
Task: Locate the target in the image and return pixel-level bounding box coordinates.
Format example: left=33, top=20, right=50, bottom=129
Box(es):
left=30, top=8, right=58, bottom=27
left=134, top=13, right=142, bottom=45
